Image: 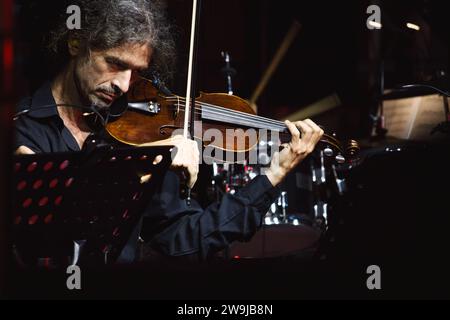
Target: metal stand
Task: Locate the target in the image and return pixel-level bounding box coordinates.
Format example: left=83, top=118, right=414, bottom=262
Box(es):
left=12, top=145, right=173, bottom=266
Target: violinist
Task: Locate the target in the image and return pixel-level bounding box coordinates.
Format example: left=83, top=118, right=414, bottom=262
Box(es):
left=14, top=0, right=324, bottom=264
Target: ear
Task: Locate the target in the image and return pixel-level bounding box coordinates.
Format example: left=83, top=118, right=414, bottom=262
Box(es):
left=68, top=38, right=80, bottom=56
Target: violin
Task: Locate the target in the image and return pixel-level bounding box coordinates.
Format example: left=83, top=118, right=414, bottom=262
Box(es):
left=104, top=77, right=360, bottom=165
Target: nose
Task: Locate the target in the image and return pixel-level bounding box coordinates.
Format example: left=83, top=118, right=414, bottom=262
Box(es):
left=111, top=69, right=132, bottom=94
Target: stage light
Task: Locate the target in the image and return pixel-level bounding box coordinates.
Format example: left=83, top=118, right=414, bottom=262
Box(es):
left=406, top=23, right=420, bottom=31
left=368, top=21, right=382, bottom=29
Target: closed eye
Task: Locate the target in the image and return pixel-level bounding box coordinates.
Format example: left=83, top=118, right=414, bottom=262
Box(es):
left=104, top=56, right=148, bottom=74
left=105, top=57, right=128, bottom=71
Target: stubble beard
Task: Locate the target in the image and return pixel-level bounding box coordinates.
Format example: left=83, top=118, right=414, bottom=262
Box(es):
left=73, top=59, right=111, bottom=110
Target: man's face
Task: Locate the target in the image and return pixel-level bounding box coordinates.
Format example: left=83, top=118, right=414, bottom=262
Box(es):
left=73, top=42, right=152, bottom=108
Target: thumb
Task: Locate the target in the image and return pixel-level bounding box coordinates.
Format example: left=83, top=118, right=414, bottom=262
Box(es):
left=270, top=150, right=281, bottom=169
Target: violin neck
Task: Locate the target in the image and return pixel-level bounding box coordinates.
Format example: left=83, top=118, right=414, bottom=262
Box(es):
left=201, top=104, right=336, bottom=148
left=165, top=97, right=336, bottom=148
left=201, top=104, right=288, bottom=132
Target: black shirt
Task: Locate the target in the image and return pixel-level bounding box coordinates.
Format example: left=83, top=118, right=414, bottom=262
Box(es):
left=14, top=82, right=281, bottom=263
left=15, top=82, right=82, bottom=153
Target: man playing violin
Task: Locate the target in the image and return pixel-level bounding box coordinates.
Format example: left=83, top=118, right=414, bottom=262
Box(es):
left=14, top=0, right=323, bottom=263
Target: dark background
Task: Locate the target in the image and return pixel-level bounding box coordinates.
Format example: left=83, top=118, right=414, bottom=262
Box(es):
left=2, top=0, right=450, bottom=299
left=13, top=0, right=450, bottom=139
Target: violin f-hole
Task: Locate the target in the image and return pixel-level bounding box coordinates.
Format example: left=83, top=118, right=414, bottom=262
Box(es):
left=159, top=125, right=183, bottom=136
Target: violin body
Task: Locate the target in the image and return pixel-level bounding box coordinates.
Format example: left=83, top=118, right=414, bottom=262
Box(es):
left=106, top=78, right=259, bottom=153
left=106, top=79, right=182, bottom=146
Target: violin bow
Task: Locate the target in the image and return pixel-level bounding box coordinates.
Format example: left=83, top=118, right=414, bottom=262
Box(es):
left=183, top=0, right=202, bottom=205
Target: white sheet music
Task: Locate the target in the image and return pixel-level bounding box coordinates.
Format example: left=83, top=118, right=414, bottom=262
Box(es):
left=384, top=94, right=448, bottom=141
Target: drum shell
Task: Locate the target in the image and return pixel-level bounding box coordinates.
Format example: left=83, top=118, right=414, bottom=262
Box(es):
left=228, top=215, right=321, bottom=259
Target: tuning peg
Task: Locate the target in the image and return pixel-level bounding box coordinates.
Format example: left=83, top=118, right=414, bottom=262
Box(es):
left=335, top=154, right=346, bottom=164
left=324, top=146, right=334, bottom=157
left=346, top=140, right=360, bottom=157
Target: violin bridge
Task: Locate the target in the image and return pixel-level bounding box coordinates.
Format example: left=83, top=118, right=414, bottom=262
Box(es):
left=172, top=96, right=180, bottom=119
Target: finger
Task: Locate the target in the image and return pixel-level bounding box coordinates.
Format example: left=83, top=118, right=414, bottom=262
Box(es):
left=295, top=120, right=314, bottom=143
left=303, top=119, right=323, bottom=148
left=171, top=134, right=184, bottom=140
left=303, top=119, right=322, bottom=135
left=285, top=120, right=301, bottom=144
left=270, top=151, right=281, bottom=172
left=153, top=155, right=163, bottom=165
left=185, top=156, right=199, bottom=174
left=187, top=165, right=198, bottom=188
left=183, top=142, right=200, bottom=188
left=171, top=139, right=190, bottom=165
left=191, top=140, right=200, bottom=162
left=171, top=145, right=180, bottom=163
left=188, top=176, right=198, bottom=189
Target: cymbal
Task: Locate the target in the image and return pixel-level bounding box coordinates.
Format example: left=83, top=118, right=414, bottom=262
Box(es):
left=383, top=76, right=450, bottom=100
left=382, top=87, right=437, bottom=100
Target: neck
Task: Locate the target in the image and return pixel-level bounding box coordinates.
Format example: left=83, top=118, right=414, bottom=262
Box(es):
left=52, top=63, right=92, bottom=148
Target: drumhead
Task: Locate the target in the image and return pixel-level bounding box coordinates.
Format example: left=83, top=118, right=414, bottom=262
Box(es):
left=228, top=216, right=322, bottom=259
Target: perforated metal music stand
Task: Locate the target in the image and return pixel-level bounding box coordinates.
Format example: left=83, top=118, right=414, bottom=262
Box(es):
left=12, top=145, right=174, bottom=267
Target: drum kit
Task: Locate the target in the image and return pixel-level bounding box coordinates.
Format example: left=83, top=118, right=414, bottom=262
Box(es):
left=191, top=53, right=450, bottom=300
left=208, top=51, right=364, bottom=261
left=210, top=139, right=357, bottom=260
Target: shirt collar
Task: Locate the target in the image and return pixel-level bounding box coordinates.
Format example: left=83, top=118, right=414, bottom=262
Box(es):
left=27, top=81, right=59, bottom=118
left=26, top=81, right=81, bottom=152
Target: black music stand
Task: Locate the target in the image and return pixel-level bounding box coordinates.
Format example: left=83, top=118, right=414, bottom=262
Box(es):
left=12, top=145, right=174, bottom=267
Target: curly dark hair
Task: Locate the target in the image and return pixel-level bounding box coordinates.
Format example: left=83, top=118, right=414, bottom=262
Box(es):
left=46, top=0, right=176, bottom=82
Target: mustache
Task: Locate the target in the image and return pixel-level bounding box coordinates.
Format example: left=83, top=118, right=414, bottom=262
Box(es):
left=97, top=85, right=123, bottom=97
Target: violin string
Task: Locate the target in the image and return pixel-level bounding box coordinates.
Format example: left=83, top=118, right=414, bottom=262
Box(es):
left=164, top=96, right=279, bottom=124
left=175, top=104, right=286, bottom=131
left=165, top=97, right=287, bottom=129
left=164, top=99, right=335, bottom=141
left=129, top=95, right=334, bottom=141
left=124, top=101, right=334, bottom=146
left=166, top=96, right=286, bottom=127
left=203, top=105, right=286, bottom=128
